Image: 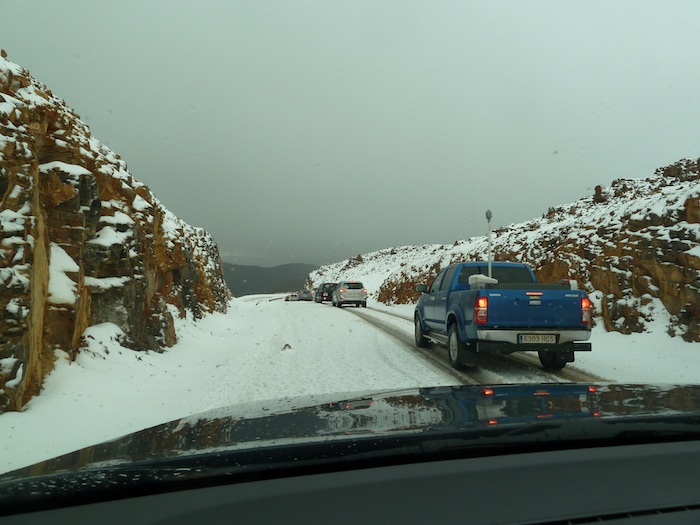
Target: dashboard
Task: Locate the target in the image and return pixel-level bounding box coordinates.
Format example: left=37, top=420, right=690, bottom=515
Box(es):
left=3, top=439, right=700, bottom=524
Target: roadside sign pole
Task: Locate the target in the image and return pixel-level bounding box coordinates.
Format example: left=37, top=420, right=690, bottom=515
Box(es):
left=486, top=210, right=493, bottom=278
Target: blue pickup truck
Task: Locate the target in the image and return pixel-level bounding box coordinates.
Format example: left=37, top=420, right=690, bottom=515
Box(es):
left=414, top=261, right=592, bottom=371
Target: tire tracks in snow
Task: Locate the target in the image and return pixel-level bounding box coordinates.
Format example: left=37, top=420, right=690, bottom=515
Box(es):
left=347, top=306, right=605, bottom=385
left=344, top=307, right=472, bottom=385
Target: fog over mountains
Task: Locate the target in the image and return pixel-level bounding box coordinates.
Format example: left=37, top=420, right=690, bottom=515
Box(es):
left=223, top=263, right=318, bottom=297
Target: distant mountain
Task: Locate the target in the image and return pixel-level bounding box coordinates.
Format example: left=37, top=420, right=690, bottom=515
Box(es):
left=309, top=158, right=700, bottom=342
left=223, top=263, right=319, bottom=297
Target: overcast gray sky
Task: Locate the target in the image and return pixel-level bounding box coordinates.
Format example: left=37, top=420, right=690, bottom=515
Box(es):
left=3, top=1, right=699, bottom=267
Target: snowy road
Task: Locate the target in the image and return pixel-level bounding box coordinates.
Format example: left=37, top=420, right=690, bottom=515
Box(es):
left=2, top=295, right=698, bottom=475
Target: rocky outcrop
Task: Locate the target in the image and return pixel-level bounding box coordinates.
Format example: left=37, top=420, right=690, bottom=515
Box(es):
left=0, top=55, right=231, bottom=412
left=515, top=160, right=700, bottom=340
left=310, top=160, right=700, bottom=341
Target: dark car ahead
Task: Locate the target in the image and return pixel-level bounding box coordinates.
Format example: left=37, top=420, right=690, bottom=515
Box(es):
left=314, top=282, right=337, bottom=303
left=297, top=289, right=314, bottom=301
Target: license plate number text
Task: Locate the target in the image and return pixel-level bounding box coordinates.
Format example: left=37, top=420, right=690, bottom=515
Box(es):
left=519, top=334, right=556, bottom=344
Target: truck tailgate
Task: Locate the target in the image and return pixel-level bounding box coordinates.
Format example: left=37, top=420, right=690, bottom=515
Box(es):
left=484, top=289, right=586, bottom=328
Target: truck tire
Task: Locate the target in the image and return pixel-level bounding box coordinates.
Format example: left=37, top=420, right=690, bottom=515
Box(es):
left=538, top=350, right=567, bottom=371
left=414, top=316, right=430, bottom=348
left=447, top=325, right=465, bottom=370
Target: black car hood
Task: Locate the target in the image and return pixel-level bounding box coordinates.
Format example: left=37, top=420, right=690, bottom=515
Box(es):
left=3, top=382, right=700, bottom=512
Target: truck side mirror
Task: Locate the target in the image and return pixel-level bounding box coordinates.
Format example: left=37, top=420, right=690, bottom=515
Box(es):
left=416, top=284, right=427, bottom=293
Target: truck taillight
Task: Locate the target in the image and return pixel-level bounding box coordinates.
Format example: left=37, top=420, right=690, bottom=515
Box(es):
left=581, top=297, right=591, bottom=324
left=475, top=297, right=488, bottom=325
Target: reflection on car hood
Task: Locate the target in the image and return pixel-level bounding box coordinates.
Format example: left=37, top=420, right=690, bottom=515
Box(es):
left=5, top=382, right=700, bottom=476
left=3, top=382, right=700, bottom=510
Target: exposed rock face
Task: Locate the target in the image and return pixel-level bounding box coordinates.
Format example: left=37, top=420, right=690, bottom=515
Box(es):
left=310, top=160, right=700, bottom=342
left=0, top=55, right=231, bottom=412
left=513, top=161, right=700, bottom=341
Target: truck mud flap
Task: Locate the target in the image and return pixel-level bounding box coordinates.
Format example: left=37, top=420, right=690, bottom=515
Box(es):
left=552, top=348, right=575, bottom=363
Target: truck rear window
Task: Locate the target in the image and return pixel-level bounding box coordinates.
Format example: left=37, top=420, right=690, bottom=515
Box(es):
left=457, top=266, right=534, bottom=285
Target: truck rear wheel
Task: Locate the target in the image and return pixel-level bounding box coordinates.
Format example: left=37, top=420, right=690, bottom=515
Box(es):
left=538, top=350, right=567, bottom=371
left=447, top=325, right=465, bottom=370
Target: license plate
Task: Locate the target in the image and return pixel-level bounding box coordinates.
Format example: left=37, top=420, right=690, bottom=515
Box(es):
left=519, top=334, right=557, bottom=344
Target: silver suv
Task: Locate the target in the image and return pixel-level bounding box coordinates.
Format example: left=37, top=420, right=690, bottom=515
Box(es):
left=332, top=281, right=368, bottom=308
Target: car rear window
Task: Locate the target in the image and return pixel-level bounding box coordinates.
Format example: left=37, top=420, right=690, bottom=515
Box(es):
left=346, top=282, right=364, bottom=289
